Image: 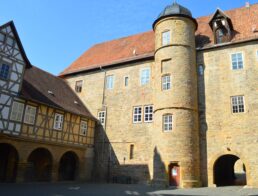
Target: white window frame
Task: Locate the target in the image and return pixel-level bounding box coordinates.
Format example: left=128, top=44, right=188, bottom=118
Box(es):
left=163, top=114, right=173, bottom=132
left=106, top=75, right=114, bottom=89
left=162, top=30, right=170, bottom=46
left=140, top=67, right=150, bottom=86
left=231, top=96, right=245, bottom=114
left=53, top=113, right=64, bottom=130
left=24, top=105, right=37, bottom=125
left=133, top=106, right=142, bottom=123
left=162, top=75, right=171, bottom=90
left=98, top=111, right=106, bottom=126
left=144, top=105, right=153, bottom=123
left=10, top=101, right=24, bottom=122
left=231, top=52, right=244, bottom=70
left=124, top=76, right=129, bottom=87
left=80, top=120, right=88, bottom=136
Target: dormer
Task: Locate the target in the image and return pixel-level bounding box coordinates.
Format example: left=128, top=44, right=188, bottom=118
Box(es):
left=209, top=9, right=234, bottom=44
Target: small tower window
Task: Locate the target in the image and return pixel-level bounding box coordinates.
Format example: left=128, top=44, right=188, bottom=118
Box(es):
left=198, top=65, right=204, bottom=76
left=162, top=31, right=170, bottom=46
left=129, top=144, right=134, bottom=160
left=162, top=75, right=171, bottom=90
left=163, top=114, right=173, bottom=132
left=75, top=80, right=83, bottom=93
left=124, top=76, right=129, bottom=87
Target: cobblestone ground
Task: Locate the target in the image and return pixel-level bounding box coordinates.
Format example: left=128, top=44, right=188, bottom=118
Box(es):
left=1, top=183, right=258, bottom=196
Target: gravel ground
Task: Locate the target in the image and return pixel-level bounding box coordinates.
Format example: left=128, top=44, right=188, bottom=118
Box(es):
left=0, top=183, right=258, bottom=196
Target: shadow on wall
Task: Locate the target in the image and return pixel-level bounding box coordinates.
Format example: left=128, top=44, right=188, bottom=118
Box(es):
left=197, top=52, right=208, bottom=187
left=93, top=124, right=153, bottom=184
left=152, top=147, right=167, bottom=186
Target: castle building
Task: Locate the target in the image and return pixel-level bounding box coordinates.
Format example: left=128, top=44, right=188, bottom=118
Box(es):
left=0, top=21, right=96, bottom=183
left=60, top=2, right=258, bottom=188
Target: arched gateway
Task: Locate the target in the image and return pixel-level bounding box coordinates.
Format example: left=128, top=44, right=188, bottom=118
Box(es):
left=58, top=151, right=79, bottom=181
left=214, top=154, right=247, bottom=186
left=27, top=148, right=53, bottom=182
left=0, top=143, right=18, bottom=182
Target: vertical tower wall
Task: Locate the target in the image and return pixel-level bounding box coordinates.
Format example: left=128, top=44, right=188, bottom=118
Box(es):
left=152, top=16, right=200, bottom=188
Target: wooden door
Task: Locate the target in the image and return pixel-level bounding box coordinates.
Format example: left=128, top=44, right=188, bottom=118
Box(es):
left=169, top=164, right=180, bottom=186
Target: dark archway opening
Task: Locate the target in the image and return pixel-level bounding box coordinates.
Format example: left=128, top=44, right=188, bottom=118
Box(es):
left=27, top=148, right=52, bottom=182
left=58, top=151, right=79, bottom=181
left=214, top=154, right=246, bottom=186
left=0, top=143, right=18, bottom=182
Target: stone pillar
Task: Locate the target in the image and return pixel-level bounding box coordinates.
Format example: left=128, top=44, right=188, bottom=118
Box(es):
left=16, top=161, right=29, bottom=183
left=51, top=162, right=59, bottom=182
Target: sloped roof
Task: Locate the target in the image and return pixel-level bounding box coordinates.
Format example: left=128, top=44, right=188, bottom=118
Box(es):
left=21, top=66, right=94, bottom=119
left=60, top=3, right=258, bottom=76
left=0, top=21, right=31, bottom=68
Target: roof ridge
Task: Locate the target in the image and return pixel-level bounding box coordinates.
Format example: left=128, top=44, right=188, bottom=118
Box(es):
left=92, top=30, right=153, bottom=47
left=196, top=2, right=258, bottom=20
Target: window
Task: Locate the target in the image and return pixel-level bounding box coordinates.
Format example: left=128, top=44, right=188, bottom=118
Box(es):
left=129, top=144, right=134, bottom=160
left=256, top=50, right=258, bottom=60
left=162, top=75, right=171, bottom=90
left=0, top=33, right=5, bottom=42
left=231, top=96, right=245, bottom=113
left=106, top=75, right=114, bottom=89
left=140, top=68, right=150, bottom=85
left=80, top=121, right=88, bottom=135
left=10, top=101, right=24, bottom=122
left=0, top=64, right=10, bottom=80
left=198, top=65, right=204, bottom=76
left=163, top=114, right=173, bottom=132
left=24, top=105, right=36, bottom=124
left=53, top=113, right=64, bottom=130
left=162, top=31, right=170, bottom=46
left=75, top=80, right=83, bottom=93
left=98, top=111, right=106, bottom=126
left=231, top=53, right=243, bottom=70
left=133, top=106, right=142, bottom=123
left=216, top=29, right=224, bottom=44
left=144, top=105, right=153, bottom=122
left=124, top=76, right=129, bottom=87
left=215, top=27, right=229, bottom=44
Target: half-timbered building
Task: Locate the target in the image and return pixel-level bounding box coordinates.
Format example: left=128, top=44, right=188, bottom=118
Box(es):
left=0, top=21, right=96, bottom=183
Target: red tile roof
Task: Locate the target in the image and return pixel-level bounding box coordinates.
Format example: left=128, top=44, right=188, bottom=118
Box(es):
left=60, top=4, right=258, bottom=76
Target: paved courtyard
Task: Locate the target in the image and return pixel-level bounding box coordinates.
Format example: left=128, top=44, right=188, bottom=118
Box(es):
left=1, top=183, right=258, bottom=196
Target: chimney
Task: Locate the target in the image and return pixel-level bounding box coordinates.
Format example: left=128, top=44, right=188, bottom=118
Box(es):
left=245, top=1, right=250, bottom=8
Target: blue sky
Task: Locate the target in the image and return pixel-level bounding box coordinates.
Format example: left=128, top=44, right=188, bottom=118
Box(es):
left=0, top=0, right=257, bottom=75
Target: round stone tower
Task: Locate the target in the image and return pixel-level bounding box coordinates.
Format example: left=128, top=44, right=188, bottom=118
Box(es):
left=151, top=2, right=200, bottom=188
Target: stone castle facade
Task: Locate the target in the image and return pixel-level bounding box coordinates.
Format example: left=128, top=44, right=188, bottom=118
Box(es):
left=61, top=2, right=258, bottom=188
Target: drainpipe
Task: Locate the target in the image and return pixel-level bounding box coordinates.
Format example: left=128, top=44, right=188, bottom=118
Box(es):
left=100, top=66, right=106, bottom=107
left=99, top=66, right=109, bottom=181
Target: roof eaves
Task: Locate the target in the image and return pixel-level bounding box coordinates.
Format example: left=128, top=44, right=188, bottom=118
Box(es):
left=60, top=52, right=154, bottom=76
